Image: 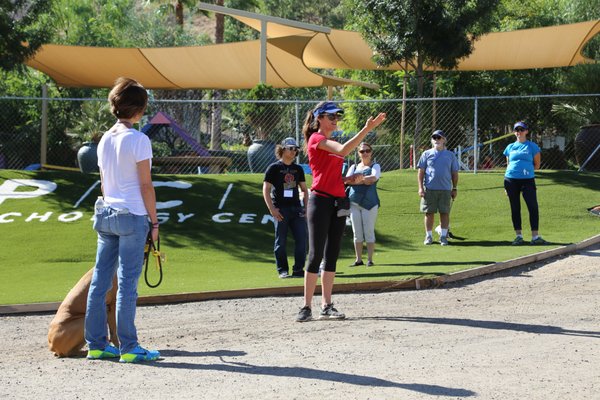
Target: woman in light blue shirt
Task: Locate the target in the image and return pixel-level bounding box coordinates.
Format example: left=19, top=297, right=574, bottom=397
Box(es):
left=503, top=121, right=548, bottom=245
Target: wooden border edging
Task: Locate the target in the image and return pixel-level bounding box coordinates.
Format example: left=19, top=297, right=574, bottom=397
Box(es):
left=433, top=234, right=600, bottom=285
left=136, top=278, right=422, bottom=308
left=2, top=234, right=599, bottom=315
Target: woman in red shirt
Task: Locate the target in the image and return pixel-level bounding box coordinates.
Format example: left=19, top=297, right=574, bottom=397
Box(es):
left=296, top=101, right=386, bottom=322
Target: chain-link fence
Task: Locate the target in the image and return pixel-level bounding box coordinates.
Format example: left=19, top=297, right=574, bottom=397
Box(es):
left=1, top=94, right=599, bottom=174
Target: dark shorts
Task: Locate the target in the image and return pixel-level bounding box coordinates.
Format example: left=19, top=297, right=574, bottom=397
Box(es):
left=420, top=190, right=452, bottom=214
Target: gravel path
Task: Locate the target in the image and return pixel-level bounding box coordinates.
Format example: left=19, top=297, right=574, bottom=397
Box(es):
left=1, top=244, right=599, bottom=400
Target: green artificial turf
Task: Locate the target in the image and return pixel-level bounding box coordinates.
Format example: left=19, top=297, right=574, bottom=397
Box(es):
left=0, top=169, right=598, bottom=305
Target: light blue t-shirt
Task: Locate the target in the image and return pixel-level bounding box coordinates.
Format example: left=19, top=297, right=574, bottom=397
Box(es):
left=417, top=148, right=459, bottom=190
left=503, top=140, right=540, bottom=179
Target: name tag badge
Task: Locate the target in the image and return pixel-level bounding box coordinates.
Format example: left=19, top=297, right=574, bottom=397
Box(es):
left=284, top=189, right=293, bottom=198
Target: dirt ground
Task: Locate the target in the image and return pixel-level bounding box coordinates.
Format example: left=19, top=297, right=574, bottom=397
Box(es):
left=1, top=244, right=599, bottom=400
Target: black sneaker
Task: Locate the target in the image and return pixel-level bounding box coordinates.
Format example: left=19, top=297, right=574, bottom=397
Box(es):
left=512, top=236, right=525, bottom=245
left=290, top=271, right=304, bottom=278
left=296, top=306, right=312, bottom=322
left=319, top=303, right=345, bottom=320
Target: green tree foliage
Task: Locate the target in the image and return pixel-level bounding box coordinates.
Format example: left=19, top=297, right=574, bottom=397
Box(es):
left=0, top=0, right=55, bottom=72
left=344, top=0, right=500, bottom=150
left=260, top=0, right=345, bottom=28
left=345, top=0, right=500, bottom=96
left=241, top=83, right=283, bottom=140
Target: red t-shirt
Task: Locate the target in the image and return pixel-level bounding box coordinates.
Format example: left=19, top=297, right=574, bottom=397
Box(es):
left=308, top=132, right=345, bottom=197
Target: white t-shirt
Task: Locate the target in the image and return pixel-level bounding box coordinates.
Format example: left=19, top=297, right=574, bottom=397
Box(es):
left=97, top=127, right=153, bottom=216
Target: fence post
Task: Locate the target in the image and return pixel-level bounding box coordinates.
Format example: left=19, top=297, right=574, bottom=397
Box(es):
left=295, top=101, right=300, bottom=163
left=400, top=72, right=407, bottom=170
left=40, top=84, right=48, bottom=166
left=473, top=97, right=478, bottom=174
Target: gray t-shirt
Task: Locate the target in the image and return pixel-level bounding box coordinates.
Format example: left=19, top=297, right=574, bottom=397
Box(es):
left=417, top=148, right=459, bottom=190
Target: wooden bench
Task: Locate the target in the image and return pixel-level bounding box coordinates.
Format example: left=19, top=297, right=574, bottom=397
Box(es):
left=152, top=156, right=232, bottom=174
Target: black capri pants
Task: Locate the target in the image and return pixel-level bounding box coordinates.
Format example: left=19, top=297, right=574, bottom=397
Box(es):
left=306, top=193, right=347, bottom=273
left=504, top=177, right=539, bottom=231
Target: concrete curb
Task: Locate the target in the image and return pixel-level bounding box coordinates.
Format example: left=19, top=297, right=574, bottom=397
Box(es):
left=2, top=234, right=599, bottom=315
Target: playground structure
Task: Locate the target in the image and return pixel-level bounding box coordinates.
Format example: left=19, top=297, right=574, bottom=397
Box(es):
left=141, top=112, right=232, bottom=174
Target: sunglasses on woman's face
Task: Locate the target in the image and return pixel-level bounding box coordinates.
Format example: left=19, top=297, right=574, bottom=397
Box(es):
left=432, top=135, right=443, bottom=140
left=515, top=128, right=527, bottom=132
left=359, top=149, right=372, bottom=154
left=323, top=113, right=344, bottom=121
left=284, top=146, right=298, bottom=152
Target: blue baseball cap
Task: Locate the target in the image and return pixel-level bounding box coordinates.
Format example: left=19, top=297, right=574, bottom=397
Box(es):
left=513, top=121, right=528, bottom=130
left=312, top=102, right=344, bottom=118
left=281, top=137, right=298, bottom=147
left=432, top=130, right=446, bottom=139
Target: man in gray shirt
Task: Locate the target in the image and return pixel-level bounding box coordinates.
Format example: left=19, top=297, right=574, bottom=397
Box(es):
left=417, top=130, right=459, bottom=246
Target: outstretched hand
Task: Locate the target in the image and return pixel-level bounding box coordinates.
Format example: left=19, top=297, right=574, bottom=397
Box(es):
left=364, top=113, right=387, bottom=131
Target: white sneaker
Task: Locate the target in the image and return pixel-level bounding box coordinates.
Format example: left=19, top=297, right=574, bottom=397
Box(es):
left=440, top=236, right=449, bottom=246
left=424, top=236, right=433, bottom=245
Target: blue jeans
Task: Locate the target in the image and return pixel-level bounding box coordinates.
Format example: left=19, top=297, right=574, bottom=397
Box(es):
left=273, top=206, right=307, bottom=274
left=85, top=206, right=149, bottom=354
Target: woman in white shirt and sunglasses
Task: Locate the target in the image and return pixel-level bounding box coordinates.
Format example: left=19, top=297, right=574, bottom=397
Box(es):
left=346, top=142, right=380, bottom=267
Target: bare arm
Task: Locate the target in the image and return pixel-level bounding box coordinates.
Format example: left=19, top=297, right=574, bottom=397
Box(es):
left=262, top=181, right=282, bottom=221
left=533, top=153, right=541, bottom=170
left=451, top=171, right=459, bottom=200
left=317, top=113, right=386, bottom=156
left=343, top=164, right=364, bottom=185
left=299, top=181, right=309, bottom=209
left=137, top=159, right=158, bottom=242
left=363, top=176, right=378, bottom=185
left=417, top=168, right=425, bottom=197
left=363, top=165, right=380, bottom=185
left=99, top=170, right=105, bottom=197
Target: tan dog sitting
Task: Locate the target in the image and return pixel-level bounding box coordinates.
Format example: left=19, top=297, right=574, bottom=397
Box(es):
left=48, top=268, right=119, bottom=357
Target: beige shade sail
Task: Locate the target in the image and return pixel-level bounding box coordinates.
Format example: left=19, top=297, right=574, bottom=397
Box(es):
left=214, top=2, right=600, bottom=71
left=274, top=20, right=600, bottom=71
left=26, top=39, right=377, bottom=90
left=25, top=8, right=599, bottom=90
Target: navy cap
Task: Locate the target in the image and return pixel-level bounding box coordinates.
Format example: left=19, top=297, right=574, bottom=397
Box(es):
left=281, top=137, right=298, bottom=147
left=513, top=121, right=528, bottom=130
left=312, top=102, right=344, bottom=118
left=432, top=130, right=446, bottom=139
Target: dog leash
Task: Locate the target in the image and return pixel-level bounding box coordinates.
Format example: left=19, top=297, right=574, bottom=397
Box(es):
left=144, top=231, right=164, bottom=288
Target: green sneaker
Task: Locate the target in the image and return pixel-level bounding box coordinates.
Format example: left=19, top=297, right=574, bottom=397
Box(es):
left=119, top=345, right=160, bottom=363
left=87, top=344, right=120, bottom=360
left=512, top=236, right=525, bottom=245
left=531, top=236, right=549, bottom=245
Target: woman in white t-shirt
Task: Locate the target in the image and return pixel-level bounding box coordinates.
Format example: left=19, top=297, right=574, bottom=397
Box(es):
left=346, top=142, right=381, bottom=267
left=84, top=77, right=160, bottom=364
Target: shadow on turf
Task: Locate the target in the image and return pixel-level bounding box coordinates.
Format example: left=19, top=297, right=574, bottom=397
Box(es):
left=446, top=240, right=571, bottom=247
left=145, top=349, right=477, bottom=396
left=357, top=316, right=600, bottom=338
left=337, top=271, right=448, bottom=279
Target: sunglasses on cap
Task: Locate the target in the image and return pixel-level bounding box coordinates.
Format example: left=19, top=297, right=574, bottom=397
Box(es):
left=322, top=113, right=344, bottom=121
left=515, top=127, right=527, bottom=132
left=432, top=135, right=443, bottom=140
left=284, top=146, right=298, bottom=151
left=359, top=149, right=372, bottom=154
